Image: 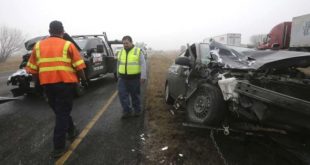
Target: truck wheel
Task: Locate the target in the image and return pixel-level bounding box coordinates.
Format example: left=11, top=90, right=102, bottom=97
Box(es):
left=165, top=82, right=174, bottom=105
left=186, top=84, right=226, bottom=125
left=75, top=82, right=85, bottom=97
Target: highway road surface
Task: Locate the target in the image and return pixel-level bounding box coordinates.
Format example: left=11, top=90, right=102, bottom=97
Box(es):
left=0, top=73, right=145, bottom=165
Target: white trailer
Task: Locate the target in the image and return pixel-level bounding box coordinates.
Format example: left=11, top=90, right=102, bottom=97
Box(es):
left=290, top=13, right=310, bottom=48
left=204, top=33, right=241, bottom=46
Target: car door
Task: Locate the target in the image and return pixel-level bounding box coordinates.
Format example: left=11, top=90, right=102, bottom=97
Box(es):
left=87, top=39, right=108, bottom=78
left=183, top=43, right=211, bottom=97
left=168, top=51, right=190, bottom=98
left=102, top=40, right=117, bottom=74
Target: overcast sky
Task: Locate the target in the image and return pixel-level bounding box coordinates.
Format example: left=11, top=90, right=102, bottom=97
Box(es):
left=0, top=0, right=309, bottom=50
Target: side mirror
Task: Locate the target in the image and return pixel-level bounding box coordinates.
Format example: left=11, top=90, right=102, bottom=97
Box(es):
left=175, top=57, right=191, bottom=67
left=97, top=45, right=104, bottom=53
left=271, top=43, right=280, bottom=50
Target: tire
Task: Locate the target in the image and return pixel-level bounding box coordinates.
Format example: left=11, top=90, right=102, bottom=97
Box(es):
left=75, top=82, right=85, bottom=97
left=186, top=83, right=226, bottom=125
left=165, top=82, right=174, bottom=105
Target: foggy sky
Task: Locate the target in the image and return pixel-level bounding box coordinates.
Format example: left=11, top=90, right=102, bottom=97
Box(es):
left=0, top=0, right=309, bottom=50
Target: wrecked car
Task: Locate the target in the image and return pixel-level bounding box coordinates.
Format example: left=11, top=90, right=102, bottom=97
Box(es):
left=7, top=32, right=119, bottom=97
left=165, top=41, right=310, bottom=135
left=7, top=36, right=47, bottom=97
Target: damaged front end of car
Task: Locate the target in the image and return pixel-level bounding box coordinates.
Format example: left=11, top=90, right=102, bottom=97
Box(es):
left=7, top=55, right=42, bottom=97
left=6, top=37, right=46, bottom=97
left=178, top=41, right=310, bottom=135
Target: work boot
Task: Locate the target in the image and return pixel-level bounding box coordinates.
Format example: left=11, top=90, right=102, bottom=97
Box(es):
left=121, top=112, right=131, bottom=119
left=51, top=148, right=66, bottom=158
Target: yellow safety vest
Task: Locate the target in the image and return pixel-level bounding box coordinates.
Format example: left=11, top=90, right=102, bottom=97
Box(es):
left=118, top=47, right=141, bottom=75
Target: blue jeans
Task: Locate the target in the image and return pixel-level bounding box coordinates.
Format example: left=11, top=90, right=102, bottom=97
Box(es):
left=118, top=78, right=141, bottom=113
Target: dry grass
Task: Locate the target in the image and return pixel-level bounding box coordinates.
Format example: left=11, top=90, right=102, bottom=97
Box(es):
left=0, top=56, right=22, bottom=72
left=143, top=52, right=224, bottom=165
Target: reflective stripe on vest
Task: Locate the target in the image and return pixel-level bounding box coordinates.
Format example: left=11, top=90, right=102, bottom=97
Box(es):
left=26, top=62, right=38, bottom=70
left=35, top=41, right=74, bottom=73
left=36, top=41, right=72, bottom=64
left=72, top=59, right=84, bottom=67
left=35, top=41, right=40, bottom=59
left=118, top=47, right=141, bottom=75
left=39, top=66, right=75, bottom=73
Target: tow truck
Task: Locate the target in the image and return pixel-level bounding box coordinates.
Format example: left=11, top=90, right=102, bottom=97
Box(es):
left=7, top=32, right=121, bottom=97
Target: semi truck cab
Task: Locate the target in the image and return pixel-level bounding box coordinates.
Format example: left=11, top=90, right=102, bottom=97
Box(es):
left=258, top=22, right=292, bottom=50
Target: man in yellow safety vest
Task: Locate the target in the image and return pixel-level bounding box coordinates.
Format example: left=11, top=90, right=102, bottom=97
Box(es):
left=117, top=36, right=147, bottom=119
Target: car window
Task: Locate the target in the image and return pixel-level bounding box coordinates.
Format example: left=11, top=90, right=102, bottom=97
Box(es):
left=88, top=39, right=107, bottom=54
left=199, top=43, right=211, bottom=65
left=73, top=38, right=88, bottom=50
left=88, top=39, right=100, bottom=49
left=73, top=38, right=107, bottom=54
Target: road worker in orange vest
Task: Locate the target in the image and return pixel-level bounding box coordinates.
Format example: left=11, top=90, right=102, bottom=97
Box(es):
left=26, top=20, right=87, bottom=158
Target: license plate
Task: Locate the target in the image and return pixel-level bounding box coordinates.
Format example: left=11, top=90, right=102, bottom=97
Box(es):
left=30, top=81, right=35, bottom=88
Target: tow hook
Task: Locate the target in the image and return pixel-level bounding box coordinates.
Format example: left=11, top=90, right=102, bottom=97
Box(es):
left=223, top=125, right=230, bottom=135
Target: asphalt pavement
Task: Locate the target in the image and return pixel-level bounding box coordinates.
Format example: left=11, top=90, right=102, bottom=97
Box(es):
left=0, top=74, right=145, bottom=165
left=0, top=71, right=15, bottom=97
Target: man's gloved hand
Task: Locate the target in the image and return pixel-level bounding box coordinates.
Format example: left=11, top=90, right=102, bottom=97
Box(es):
left=81, top=80, right=89, bottom=88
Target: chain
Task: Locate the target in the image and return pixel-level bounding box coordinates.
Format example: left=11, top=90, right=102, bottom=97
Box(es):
left=210, top=130, right=229, bottom=165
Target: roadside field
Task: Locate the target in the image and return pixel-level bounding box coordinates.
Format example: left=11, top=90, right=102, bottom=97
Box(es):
left=0, top=56, right=21, bottom=72
left=143, top=52, right=224, bottom=165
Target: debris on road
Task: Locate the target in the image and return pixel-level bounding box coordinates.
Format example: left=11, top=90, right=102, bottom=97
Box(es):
left=161, top=146, right=168, bottom=151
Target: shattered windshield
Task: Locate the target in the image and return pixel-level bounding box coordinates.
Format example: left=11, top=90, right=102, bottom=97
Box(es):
left=199, top=43, right=211, bottom=65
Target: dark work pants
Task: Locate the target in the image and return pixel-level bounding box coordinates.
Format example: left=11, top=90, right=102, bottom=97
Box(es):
left=44, top=83, right=75, bottom=150
left=118, top=78, right=141, bottom=113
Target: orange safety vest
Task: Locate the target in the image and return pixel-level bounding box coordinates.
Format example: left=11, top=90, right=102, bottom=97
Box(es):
left=26, top=37, right=86, bottom=85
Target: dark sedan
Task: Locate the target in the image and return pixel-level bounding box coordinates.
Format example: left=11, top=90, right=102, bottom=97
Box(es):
left=165, top=41, right=310, bottom=135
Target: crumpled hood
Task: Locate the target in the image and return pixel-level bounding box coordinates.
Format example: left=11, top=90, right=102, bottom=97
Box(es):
left=247, top=50, right=310, bottom=70
left=8, top=69, right=31, bottom=80
left=210, top=49, right=256, bottom=69
left=211, top=48, right=310, bottom=71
